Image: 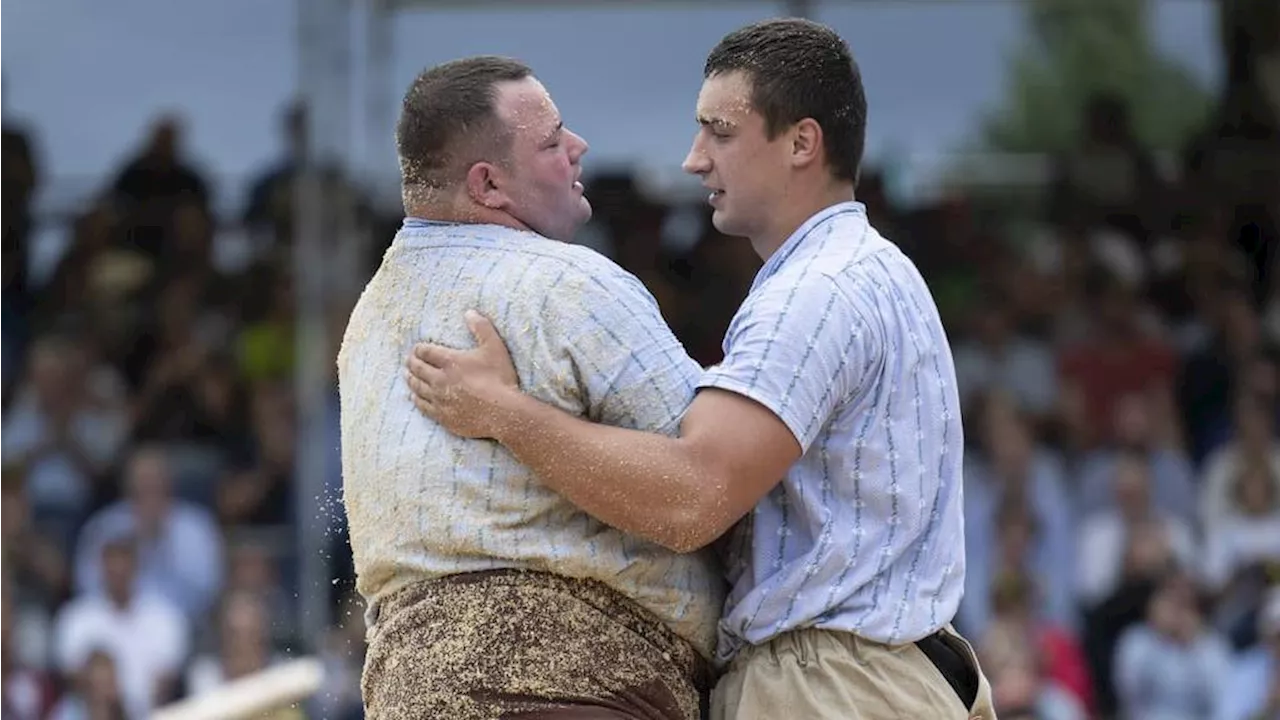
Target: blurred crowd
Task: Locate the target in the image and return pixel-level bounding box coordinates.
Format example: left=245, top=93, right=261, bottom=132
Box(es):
left=4, top=47, right=1280, bottom=720
left=2, top=105, right=368, bottom=720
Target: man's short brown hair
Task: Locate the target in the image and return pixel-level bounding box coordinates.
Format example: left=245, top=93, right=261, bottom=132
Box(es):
left=396, top=56, right=533, bottom=195
left=705, top=19, right=867, bottom=186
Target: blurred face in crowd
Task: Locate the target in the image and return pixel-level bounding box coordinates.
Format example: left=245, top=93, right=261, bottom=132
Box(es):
left=1236, top=394, right=1275, bottom=452
left=988, top=660, right=1040, bottom=718
left=29, top=338, right=82, bottom=414
left=1112, top=393, right=1153, bottom=449
left=481, top=76, right=591, bottom=243
left=996, top=502, right=1035, bottom=568
left=982, top=395, right=1033, bottom=478
left=196, top=359, right=237, bottom=419
left=127, top=448, right=173, bottom=535
left=76, top=202, right=118, bottom=252
left=1, top=580, right=13, bottom=663
left=2, top=479, right=28, bottom=543
left=252, top=383, right=296, bottom=469
left=1113, top=455, right=1151, bottom=519
left=229, top=543, right=276, bottom=592
left=1147, top=574, right=1201, bottom=643
left=684, top=71, right=795, bottom=250
left=1096, top=282, right=1139, bottom=336
left=1221, top=291, right=1260, bottom=356
left=974, top=303, right=1013, bottom=348
left=170, top=200, right=213, bottom=260
left=1123, top=519, right=1172, bottom=578
left=147, top=117, right=181, bottom=166
left=102, top=541, right=137, bottom=605
left=81, top=650, right=122, bottom=705
left=1263, top=597, right=1280, bottom=655
left=220, top=592, right=270, bottom=678
left=1234, top=463, right=1278, bottom=517
left=1242, top=355, right=1278, bottom=402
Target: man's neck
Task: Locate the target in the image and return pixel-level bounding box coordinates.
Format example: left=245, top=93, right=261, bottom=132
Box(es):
left=405, top=196, right=531, bottom=235
left=749, top=180, right=856, bottom=262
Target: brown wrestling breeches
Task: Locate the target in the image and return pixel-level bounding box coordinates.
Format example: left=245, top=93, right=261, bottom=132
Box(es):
left=361, top=570, right=713, bottom=720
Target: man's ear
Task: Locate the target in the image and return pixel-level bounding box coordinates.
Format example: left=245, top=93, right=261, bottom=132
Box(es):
left=789, top=118, right=823, bottom=170
left=465, top=161, right=508, bottom=209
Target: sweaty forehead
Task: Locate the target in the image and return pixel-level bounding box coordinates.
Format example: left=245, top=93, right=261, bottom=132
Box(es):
left=495, top=78, right=559, bottom=134
left=695, top=71, right=757, bottom=123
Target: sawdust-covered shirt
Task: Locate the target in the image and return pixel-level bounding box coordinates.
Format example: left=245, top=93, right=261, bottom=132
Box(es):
left=338, top=218, right=724, bottom=658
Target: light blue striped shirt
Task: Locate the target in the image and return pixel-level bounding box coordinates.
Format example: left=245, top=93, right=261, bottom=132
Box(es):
left=699, top=202, right=967, bottom=663
left=338, top=219, right=724, bottom=658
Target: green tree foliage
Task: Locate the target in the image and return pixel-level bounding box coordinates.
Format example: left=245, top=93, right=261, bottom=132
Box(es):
left=983, top=0, right=1212, bottom=153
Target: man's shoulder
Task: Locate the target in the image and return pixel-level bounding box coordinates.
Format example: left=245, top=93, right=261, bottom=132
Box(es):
left=395, top=225, right=637, bottom=290
left=749, top=258, right=871, bottom=326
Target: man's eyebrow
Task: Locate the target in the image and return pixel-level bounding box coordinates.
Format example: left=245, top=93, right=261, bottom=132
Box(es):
left=696, top=114, right=736, bottom=130
left=540, top=121, right=564, bottom=144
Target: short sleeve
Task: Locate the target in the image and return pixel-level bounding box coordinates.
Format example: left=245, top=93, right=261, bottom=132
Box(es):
left=559, top=262, right=702, bottom=436
left=698, top=272, right=875, bottom=453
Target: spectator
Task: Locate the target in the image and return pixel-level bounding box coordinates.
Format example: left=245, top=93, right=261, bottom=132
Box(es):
left=1202, top=391, right=1280, bottom=531
left=223, top=540, right=294, bottom=645
left=243, top=101, right=307, bottom=255
left=980, top=638, right=1087, bottom=720
left=53, top=534, right=189, bottom=719
left=110, top=115, right=210, bottom=259
left=1076, top=390, right=1198, bottom=523
left=3, top=465, right=68, bottom=667
left=185, top=591, right=283, bottom=697
left=1058, top=272, right=1178, bottom=450
left=1202, top=458, right=1280, bottom=592
left=953, top=298, right=1059, bottom=423
left=980, top=573, right=1094, bottom=713
left=217, top=382, right=296, bottom=527
left=961, top=392, right=1077, bottom=637
left=73, top=445, right=224, bottom=620
left=1048, top=93, right=1163, bottom=247
left=2, top=335, right=129, bottom=544
left=235, top=272, right=295, bottom=383
left=46, top=649, right=128, bottom=720
left=1179, top=286, right=1270, bottom=462
left=1076, top=450, right=1199, bottom=607
left=2, top=577, right=56, bottom=719
left=1113, top=572, right=1232, bottom=720
left=1078, top=453, right=1194, bottom=714
left=2, top=111, right=40, bottom=401
left=1216, top=585, right=1280, bottom=720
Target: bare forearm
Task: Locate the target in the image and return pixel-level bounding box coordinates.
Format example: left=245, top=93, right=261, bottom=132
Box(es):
left=492, top=392, right=725, bottom=552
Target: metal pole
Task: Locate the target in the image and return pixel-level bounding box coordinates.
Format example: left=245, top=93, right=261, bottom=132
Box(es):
left=0, top=65, right=8, bottom=122
left=367, top=0, right=394, bottom=196
left=294, top=0, right=352, bottom=651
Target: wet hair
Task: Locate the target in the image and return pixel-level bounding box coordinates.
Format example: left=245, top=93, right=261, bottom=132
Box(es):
left=705, top=18, right=867, bottom=185
left=396, top=56, right=533, bottom=195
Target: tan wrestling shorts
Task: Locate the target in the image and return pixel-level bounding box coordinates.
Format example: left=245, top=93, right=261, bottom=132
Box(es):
left=361, top=569, right=712, bottom=720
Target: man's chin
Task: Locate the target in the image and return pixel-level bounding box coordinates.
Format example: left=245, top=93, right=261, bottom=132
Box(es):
left=710, top=209, right=741, bottom=236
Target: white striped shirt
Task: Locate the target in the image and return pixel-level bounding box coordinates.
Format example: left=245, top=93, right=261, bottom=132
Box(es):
left=338, top=219, right=724, bottom=658
left=700, top=202, right=967, bottom=663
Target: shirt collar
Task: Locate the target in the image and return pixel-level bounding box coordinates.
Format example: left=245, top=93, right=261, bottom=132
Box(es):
left=750, top=201, right=866, bottom=292
left=402, top=216, right=463, bottom=230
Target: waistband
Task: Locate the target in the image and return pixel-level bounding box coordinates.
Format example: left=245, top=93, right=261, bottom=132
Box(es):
left=372, top=568, right=714, bottom=690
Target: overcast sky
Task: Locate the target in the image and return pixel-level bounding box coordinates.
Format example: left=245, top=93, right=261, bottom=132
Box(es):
left=2, top=0, right=1219, bottom=211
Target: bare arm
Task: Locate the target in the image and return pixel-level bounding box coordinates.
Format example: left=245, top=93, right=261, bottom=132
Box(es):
left=408, top=312, right=800, bottom=552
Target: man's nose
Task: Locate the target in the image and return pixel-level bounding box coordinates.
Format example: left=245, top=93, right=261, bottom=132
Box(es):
left=567, top=129, right=589, bottom=161
left=682, top=137, right=709, bottom=176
